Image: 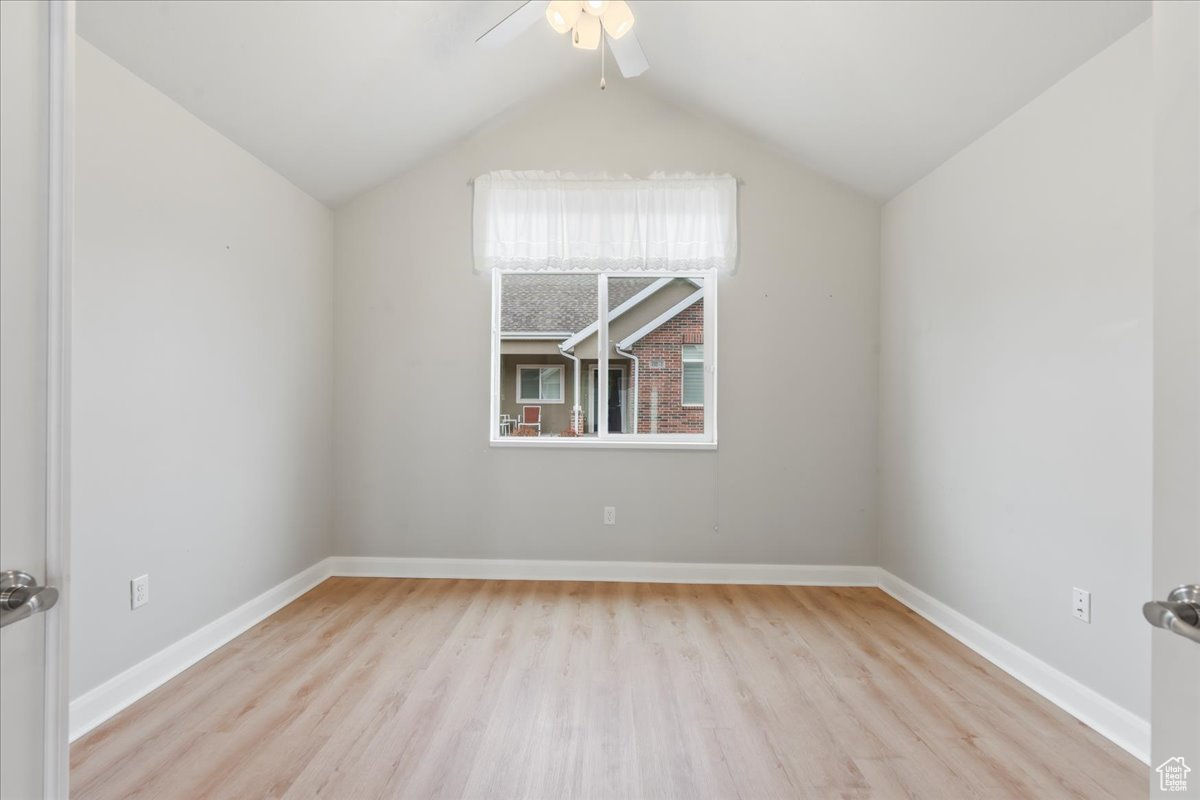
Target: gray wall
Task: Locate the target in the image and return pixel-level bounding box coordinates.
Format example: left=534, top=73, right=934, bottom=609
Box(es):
left=879, top=24, right=1152, bottom=720
left=334, top=83, right=881, bottom=564
left=71, top=40, right=335, bottom=698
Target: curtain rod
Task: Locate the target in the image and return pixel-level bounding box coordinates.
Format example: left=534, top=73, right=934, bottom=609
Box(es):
left=466, top=176, right=744, bottom=186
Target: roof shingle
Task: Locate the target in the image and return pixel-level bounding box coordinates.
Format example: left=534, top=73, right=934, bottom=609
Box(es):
left=500, top=275, right=657, bottom=335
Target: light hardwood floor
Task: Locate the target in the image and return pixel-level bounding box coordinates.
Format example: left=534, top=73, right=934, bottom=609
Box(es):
left=71, top=578, right=1145, bottom=799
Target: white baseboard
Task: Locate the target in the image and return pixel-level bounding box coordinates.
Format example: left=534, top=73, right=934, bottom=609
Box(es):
left=68, top=558, right=332, bottom=742
left=877, top=570, right=1150, bottom=764
left=328, top=556, right=882, bottom=586
left=68, top=555, right=1148, bottom=768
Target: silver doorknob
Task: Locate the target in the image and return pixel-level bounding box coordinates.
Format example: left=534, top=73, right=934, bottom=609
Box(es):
left=0, top=570, right=59, bottom=629
left=1143, top=584, right=1200, bottom=644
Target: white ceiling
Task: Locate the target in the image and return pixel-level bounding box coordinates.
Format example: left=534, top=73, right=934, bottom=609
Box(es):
left=78, top=0, right=1150, bottom=206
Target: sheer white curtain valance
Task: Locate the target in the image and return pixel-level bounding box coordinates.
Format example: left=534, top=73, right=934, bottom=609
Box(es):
left=472, top=171, right=738, bottom=274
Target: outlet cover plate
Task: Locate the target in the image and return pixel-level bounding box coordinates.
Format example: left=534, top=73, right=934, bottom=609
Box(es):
left=131, top=574, right=149, bottom=609
left=1072, top=587, right=1090, bottom=623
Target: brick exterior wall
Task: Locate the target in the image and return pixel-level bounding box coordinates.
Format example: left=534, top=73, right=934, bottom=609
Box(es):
left=629, top=300, right=704, bottom=434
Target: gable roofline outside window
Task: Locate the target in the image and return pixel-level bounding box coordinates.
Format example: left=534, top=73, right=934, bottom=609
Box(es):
left=616, top=288, right=705, bottom=350
left=558, top=276, right=702, bottom=352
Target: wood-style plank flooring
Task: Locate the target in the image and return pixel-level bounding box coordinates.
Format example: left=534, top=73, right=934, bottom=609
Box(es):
left=71, top=578, right=1145, bottom=799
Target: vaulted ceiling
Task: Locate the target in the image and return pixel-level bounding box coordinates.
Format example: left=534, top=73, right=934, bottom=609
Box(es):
left=78, top=0, right=1150, bottom=206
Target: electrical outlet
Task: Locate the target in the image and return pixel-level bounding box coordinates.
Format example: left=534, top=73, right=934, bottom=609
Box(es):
left=131, top=574, right=150, bottom=610
left=1072, top=587, right=1090, bottom=623
left=603, top=506, right=616, bottom=526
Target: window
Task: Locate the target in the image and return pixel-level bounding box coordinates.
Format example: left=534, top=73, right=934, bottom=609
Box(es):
left=493, top=272, right=716, bottom=447
left=475, top=171, right=734, bottom=448
left=682, top=345, right=704, bottom=406
left=516, top=365, right=563, bottom=403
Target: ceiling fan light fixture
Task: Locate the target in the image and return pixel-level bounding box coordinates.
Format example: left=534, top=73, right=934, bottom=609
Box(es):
left=600, top=0, right=634, bottom=39
left=582, top=0, right=610, bottom=17
left=571, top=11, right=602, bottom=49
left=545, top=1, right=582, bottom=34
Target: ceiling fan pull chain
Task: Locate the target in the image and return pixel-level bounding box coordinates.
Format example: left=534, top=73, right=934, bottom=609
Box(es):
left=600, top=38, right=607, bottom=91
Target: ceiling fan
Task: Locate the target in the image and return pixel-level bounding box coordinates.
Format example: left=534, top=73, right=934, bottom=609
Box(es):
left=476, top=1, right=649, bottom=85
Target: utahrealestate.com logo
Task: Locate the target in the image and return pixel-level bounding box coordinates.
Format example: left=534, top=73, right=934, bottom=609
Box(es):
left=1157, top=757, right=1191, bottom=793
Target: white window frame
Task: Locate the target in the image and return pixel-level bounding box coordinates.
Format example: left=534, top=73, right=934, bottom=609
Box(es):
left=515, top=364, right=565, bottom=404
left=490, top=270, right=718, bottom=450
left=681, top=344, right=705, bottom=408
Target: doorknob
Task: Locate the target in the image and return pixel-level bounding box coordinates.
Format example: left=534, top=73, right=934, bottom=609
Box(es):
left=1143, top=584, right=1200, bottom=644
left=0, top=570, right=59, bottom=629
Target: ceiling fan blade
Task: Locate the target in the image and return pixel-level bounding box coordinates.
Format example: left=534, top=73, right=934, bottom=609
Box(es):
left=476, top=1, right=545, bottom=47
left=606, top=31, right=649, bottom=78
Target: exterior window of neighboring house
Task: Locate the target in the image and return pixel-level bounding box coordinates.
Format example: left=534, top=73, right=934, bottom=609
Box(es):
left=493, top=272, right=715, bottom=446
left=681, top=345, right=704, bottom=406
left=517, top=366, right=563, bottom=403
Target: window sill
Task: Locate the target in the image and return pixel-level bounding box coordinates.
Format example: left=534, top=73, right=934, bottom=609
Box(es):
left=490, top=438, right=717, bottom=451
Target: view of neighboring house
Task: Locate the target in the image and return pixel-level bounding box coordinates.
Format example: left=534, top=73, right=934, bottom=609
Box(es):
left=500, top=275, right=705, bottom=436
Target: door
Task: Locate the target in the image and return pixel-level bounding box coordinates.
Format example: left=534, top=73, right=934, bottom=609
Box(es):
left=1147, top=2, right=1200, bottom=796
left=606, top=370, right=624, bottom=433
left=0, top=1, right=71, bottom=797
left=589, top=367, right=625, bottom=433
